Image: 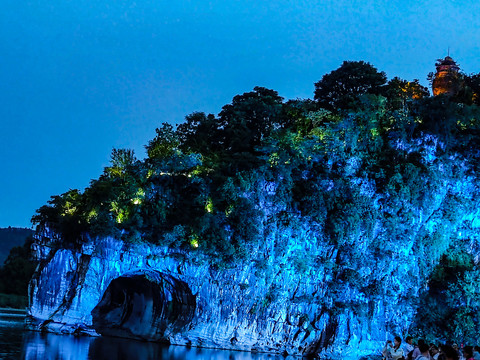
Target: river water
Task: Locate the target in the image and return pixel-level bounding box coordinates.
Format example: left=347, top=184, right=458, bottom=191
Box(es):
left=0, top=309, right=287, bottom=360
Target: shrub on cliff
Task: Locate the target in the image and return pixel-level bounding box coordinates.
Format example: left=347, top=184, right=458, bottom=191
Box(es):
left=413, top=244, right=480, bottom=343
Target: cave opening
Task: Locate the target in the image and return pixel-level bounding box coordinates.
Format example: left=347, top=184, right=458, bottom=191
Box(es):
left=91, top=270, right=196, bottom=341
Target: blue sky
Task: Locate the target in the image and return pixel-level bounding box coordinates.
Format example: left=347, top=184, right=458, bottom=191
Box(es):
left=1, top=0, right=480, bottom=228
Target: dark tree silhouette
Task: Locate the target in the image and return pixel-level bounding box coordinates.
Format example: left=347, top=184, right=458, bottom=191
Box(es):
left=464, top=73, right=480, bottom=106
left=219, top=86, right=284, bottom=153
left=176, top=112, right=220, bottom=155
left=0, top=236, right=36, bottom=295
left=314, top=61, right=387, bottom=111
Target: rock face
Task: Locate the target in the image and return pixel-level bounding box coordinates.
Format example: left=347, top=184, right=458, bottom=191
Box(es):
left=91, top=270, right=196, bottom=341
left=26, top=228, right=412, bottom=359
left=27, top=136, right=480, bottom=359
left=28, top=231, right=379, bottom=359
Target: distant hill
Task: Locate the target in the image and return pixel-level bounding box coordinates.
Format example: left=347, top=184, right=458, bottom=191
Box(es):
left=0, top=227, right=34, bottom=265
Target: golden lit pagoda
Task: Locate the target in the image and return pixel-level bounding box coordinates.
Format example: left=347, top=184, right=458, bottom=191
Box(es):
left=432, top=56, right=462, bottom=96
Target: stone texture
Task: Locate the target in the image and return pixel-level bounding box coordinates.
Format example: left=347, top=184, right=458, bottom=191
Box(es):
left=91, top=270, right=196, bottom=340
left=26, top=229, right=412, bottom=359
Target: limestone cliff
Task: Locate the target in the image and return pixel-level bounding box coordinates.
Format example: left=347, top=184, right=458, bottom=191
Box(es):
left=27, top=90, right=480, bottom=358
left=27, top=140, right=480, bottom=359
left=28, top=232, right=381, bottom=359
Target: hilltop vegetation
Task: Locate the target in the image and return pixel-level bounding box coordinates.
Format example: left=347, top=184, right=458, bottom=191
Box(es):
left=0, top=227, right=36, bottom=307
left=0, top=227, right=33, bottom=265
left=32, top=61, right=480, bottom=342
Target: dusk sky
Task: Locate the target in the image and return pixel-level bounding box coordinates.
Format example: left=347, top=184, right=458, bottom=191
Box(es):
left=1, top=0, right=480, bottom=228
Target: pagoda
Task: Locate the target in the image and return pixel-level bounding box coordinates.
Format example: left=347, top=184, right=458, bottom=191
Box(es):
left=432, top=56, right=462, bottom=96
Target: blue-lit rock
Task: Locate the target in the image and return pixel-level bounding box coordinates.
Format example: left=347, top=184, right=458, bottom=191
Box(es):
left=29, top=232, right=373, bottom=358
left=91, top=270, right=195, bottom=340
left=27, top=134, right=480, bottom=359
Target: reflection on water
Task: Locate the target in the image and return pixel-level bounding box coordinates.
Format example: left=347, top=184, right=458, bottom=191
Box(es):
left=22, top=332, right=286, bottom=360
left=0, top=309, right=26, bottom=360
left=22, top=332, right=285, bottom=360
left=1, top=309, right=287, bottom=360
left=23, top=331, right=92, bottom=359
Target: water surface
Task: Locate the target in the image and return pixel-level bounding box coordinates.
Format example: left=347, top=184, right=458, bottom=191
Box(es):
left=0, top=308, right=287, bottom=360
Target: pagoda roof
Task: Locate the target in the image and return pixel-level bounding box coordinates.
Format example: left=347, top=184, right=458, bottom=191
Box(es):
left=436, top=56, right=459, bottom=67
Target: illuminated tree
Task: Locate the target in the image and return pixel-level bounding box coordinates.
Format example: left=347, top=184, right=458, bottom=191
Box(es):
left=146, top=123, right=179, bottom=159
left=382, top=77, right=429, bottom=110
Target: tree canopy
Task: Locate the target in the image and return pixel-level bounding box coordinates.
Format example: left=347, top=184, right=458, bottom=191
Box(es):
left=314, top=60, right=387, bottom=111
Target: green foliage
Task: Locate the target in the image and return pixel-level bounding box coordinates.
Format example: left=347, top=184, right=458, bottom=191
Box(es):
left=464, top=73, right=480, bottom=106
left=413, top=246, right=480, bottom=344
left=31, top=189, right=87, bottom=244
left=146, top=123, right=180, bottom=159
left=107, top=148, right=137, bottom=177
left=0, top=235, right=37, bottom=296
left=282, top=99, right=320, bottom=135
left=412, top=96, right=480, bottom=149
left=314, top=60, right=387, bottom=111
left=381, top=77, right=429, bottom=110
left=219, top=86, right=285, bottom=151
left=177, top=112, right=220, bottom=155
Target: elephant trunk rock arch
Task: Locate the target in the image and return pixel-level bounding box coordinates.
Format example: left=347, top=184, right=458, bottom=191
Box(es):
left=91, top=270, right=195, bottom=341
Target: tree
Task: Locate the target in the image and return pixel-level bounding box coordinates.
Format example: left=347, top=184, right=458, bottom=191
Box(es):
left=282, top=99, right=321, bottom=135
left=411, top=95, right=480, bottom=149
left=219, top=86, right=284, bottom=154
left=0, top=236, right=36, bottom=295
left=413, top=249, right=480, bottom=343
left=31, top=189, right=86, bottom=243
left=177, top=112, right=220, bottom=155
left=314, top=61, right=387, bottom=111
left=145, top=123, right=179, bottom=159
left=105, top=148, right=137, bottom=178
left=381, top=77, right=429, bottom=110
left=463, top=73, right=480, bottom=105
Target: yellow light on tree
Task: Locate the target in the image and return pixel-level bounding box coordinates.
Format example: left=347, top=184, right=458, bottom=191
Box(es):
left=205, top=198, right=214, bottom=213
